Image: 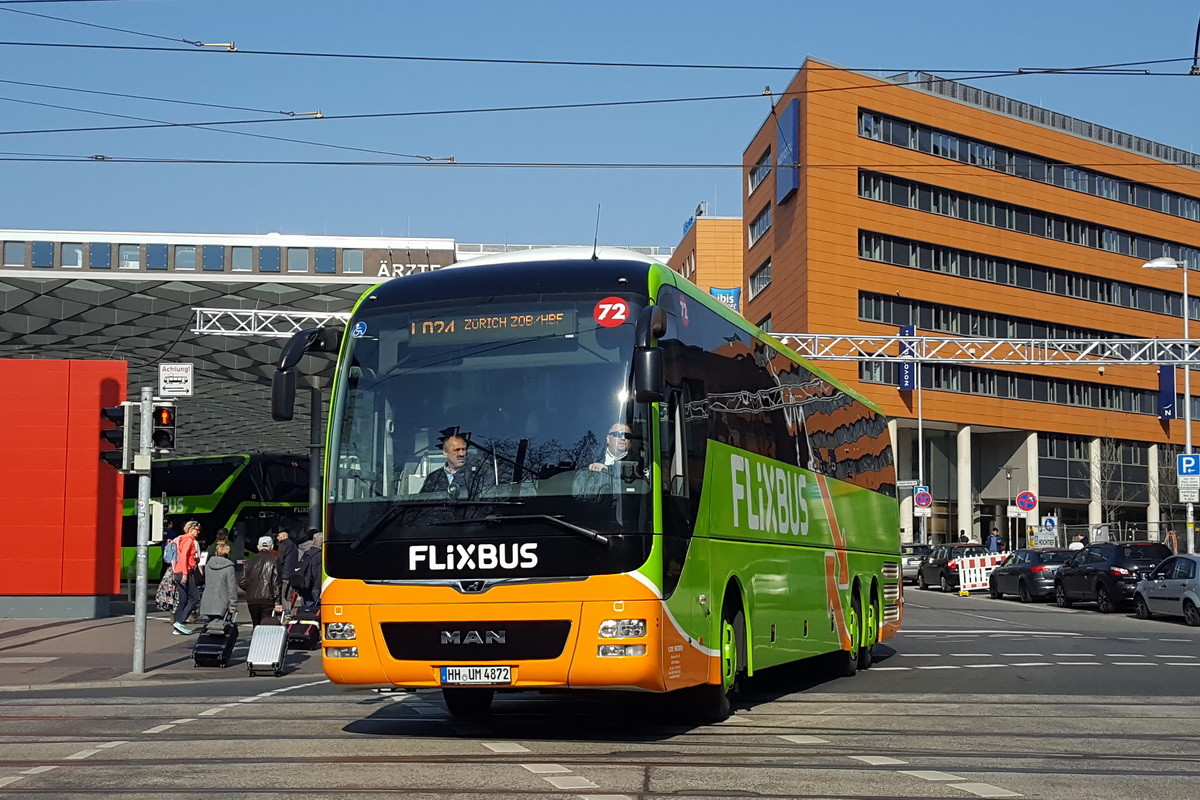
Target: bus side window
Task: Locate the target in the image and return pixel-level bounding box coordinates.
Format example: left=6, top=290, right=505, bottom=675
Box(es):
left=662, top=390, right=687, bottom=499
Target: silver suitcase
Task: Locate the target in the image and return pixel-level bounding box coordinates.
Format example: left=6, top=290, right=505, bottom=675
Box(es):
left=246, top=621, right=288, bottom=677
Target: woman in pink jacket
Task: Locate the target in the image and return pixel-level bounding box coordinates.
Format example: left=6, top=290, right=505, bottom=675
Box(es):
left=171, top=520, right=202, bottom=634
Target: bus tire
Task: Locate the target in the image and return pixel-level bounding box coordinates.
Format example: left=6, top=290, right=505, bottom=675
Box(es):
left=442, top=688, right=494, bottom=718
left=829, top=587, right=861, bottom=678
left=857, top=584, right=879, bottom=671
left=680, top=596, right=744, bottom=724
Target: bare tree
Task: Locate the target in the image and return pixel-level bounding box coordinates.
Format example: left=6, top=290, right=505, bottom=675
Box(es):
left=1097, top=437, right=1135, bottom=530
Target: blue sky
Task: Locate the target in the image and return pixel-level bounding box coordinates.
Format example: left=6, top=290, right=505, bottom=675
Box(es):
left=1, top=0, right=1197, bottom=247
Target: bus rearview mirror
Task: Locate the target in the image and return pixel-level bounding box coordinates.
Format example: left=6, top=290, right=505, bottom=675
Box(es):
left=634, top=348, right=664, bottom=403
left=271, top=368, right=297, bottom=421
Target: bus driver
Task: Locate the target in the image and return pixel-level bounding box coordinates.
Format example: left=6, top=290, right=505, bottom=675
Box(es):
left=420, top=435, right=477, bottom=498
left=572, top=423, right=641, bottom=499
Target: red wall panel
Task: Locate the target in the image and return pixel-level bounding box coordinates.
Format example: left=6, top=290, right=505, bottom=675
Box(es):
left=0, top=360, right=126, bottom=597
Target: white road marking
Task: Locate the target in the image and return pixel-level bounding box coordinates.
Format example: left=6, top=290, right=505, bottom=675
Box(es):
left=872, top=666, right=911, bottom=671
left=520, top=764, right=571, bottom=774
left=1055, top=661, right=1102, bottom=666
left=780, top=735, right=829, bottom=744
left=850, top=755, right=908, bottom=765
left=950, top=653, right=994, bottom=657
left=1117, top=637, right=1149, bottom=641
left=0, top=656, right=57, bottom=664
left=1011, top=662, right=1052, bottom=667
left=199, top=708, right=226, bottom=716
left=1157, top=654, right=1195, bottom=658
left=899, top=653, right=942, bottom=657
left=916, top=665, right=960, bottom=670
left=899, top=630, right=1080, bottom=636
left=1104, top=653, right=1145, bottom=657
left=0, top=777, right=24, bottom=788
left=544, top=775, right=598, bottom=790
left=142, top=724, right=174, bottom=734
left=97, top=741, right=127, bottom=748
left=1112, top=662, right=1156, bottom=666
left=1001, top=653, right=1043, bottom=657
left=964, top=663, right=1006, bottom=668
left=20, top=766, right=57, bottom=775
left=484, top=742, right=530, bottom=753
left=1164, top=662, right=1200, bottom=666
left=169, top=718, right=197, bottom=724
left=1161, top=638, right=1193, bottom=642
left=901, top=770, right=966, bottom=781
left=950, top=782, right=1022, bottom=797
left=65, top=749, right=101, bottom=760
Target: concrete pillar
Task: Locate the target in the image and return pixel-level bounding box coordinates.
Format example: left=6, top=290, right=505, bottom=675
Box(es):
left=956, top=425, right=972, bottom=538
left=1089, top=436, right=1102, bottom=527
left=1147, top=442, right=1160, bottom=541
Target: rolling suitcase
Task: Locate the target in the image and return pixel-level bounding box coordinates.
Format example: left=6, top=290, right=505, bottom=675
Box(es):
left=246, top=615, right=289, bottom=677
left=287, top=608, right=321, bottom=651
left=192, top=612, right=238, bottom=668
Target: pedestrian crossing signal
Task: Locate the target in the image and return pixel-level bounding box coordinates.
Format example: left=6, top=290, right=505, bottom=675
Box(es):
left=152, top=402, right=176, bottom=451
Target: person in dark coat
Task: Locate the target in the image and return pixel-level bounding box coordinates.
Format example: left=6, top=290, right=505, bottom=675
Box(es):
left=238, top=536, right=284, bottom=627
left=420, top=435, right=489, bottom=498
left=198, top=542, right=238, bottom=623
left=572, top=422, right=642, bottom=499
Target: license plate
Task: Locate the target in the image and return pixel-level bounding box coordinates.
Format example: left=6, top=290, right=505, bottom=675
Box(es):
left=440, top=666, right=512, bottom=685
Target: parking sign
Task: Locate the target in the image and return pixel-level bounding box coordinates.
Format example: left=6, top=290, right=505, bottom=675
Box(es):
left=1178, top=454, right=1200, bottom=476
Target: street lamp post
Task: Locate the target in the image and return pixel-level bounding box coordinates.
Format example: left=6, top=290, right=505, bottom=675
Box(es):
left=1004, top=466, right=1019, bottom=549
left=1143, top=256, right=1193, bottom=554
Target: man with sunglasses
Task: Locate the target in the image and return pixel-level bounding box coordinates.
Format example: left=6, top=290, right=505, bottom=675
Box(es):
left=573, top=423, right=641, bottom=500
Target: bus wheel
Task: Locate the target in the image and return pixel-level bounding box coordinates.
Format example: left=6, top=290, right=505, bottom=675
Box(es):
left=680, top=601, right=743, bottom=724
left=830, top=591, right=861, bottom=678
left=442, top=688, right=494, bottom=718
left=857, top=589, right=878, bottom=671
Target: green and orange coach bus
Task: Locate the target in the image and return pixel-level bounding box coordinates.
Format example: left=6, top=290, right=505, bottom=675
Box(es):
left=272, top=247, right=902, bottom=720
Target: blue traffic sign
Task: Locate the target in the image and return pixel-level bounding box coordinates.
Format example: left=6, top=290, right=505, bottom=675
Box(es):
left=1016, top=491, right=1037, bottom=511
left=1178, top=454, right=1200, bottom=476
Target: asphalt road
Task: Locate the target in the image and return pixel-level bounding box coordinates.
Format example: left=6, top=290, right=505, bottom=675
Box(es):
left=1, top=588, right=1197, bottom=799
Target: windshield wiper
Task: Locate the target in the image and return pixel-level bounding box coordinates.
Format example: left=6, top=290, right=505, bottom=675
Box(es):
left=349, top=499, right=523, bottom=552
left=431, top=513, right=610, bottom=547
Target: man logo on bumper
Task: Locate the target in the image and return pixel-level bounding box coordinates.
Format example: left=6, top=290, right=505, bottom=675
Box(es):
left=441, top=630, right=506, bottom=645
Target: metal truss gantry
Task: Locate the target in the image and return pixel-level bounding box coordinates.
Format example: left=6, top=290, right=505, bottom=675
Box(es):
left=193, top=308, right=1200, bottom=365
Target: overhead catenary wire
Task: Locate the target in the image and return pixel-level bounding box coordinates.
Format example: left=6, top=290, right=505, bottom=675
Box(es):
left=0, top=5, right=206, bottom=46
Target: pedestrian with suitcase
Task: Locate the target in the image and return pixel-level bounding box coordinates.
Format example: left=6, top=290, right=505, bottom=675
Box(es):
left=192, top=609, right=238, bottom=668
left=238, top=536, right=284, bottom=628
left=198, top=542, right=238, bottom=624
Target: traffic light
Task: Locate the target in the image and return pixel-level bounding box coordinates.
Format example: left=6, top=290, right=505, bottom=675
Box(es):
left=151, top=402, right=176, bottom=451
left=100, top=403, right=132, bottom=471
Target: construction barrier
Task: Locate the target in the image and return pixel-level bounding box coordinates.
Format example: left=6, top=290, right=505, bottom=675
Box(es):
left=958, top=552, right=1009, bottom=593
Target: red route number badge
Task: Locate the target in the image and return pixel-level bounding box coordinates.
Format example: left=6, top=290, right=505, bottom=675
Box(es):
left=593, top=297, right=630, bottom=328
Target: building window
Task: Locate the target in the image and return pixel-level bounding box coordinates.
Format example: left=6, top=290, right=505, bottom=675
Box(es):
left=858, top=107, right=1200, bottom=224
left=88, top=243, right=112, bottom=269
left=118, top=244, right=141, bottom=270
left=314, top=247, right=336, bottom=274
left=858, top=170, right=1200, bottom=268
left=286, top=247, right=309, bottom=272
left=748, top=207, right=772, bottom=247
left=231, top=246, right=253, bottom=271
left=756, top=314, right=772, bottom=332
left=260, top=246, right=281, bottom=273
left=748, top=259, right=772, bottom=299
left=202, top=245, right=225, bottom=271
left=61, top=243, right=84, bottom=268
left=174, top=245, right=196, bottom=270
left=146, top=244, right=167, bottom=270
left=748, top=147, right=772, bottom=194
left=343, top=249, right=364, bottom=274
left=2, top=241, right=24, bottom=266
left=31, top=241, right=53, bottom=268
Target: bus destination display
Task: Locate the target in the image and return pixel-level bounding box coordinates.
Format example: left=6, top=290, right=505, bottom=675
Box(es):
left=410, top=309, right=577, bottom=344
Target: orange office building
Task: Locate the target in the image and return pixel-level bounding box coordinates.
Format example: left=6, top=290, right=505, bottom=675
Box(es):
left=671, top=59, right=1200, bottom=546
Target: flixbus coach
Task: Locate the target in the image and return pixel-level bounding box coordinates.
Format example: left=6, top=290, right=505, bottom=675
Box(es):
left=271, top=247, right=902, bottom=720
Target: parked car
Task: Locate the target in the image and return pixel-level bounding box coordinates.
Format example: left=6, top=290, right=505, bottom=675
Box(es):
left=902, top=543, right=932, bottom=583
left=917, top=544, right=988, bottom=591
left=1054, top=541, right=1175, bottom=613
left=1133, top=554, right=1200, bottom=626
left=988, top=547, right=1072, bottom=602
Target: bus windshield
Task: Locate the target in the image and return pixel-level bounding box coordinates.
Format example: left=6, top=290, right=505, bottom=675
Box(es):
left=327, top=292, right=652, bottom=575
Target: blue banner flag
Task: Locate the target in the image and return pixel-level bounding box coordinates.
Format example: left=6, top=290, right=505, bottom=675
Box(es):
left=899, top=324, right=916, bottom=391
left=1159, top=365, right=1177, bottom=420
left=709, top=287, right=742, bottom=313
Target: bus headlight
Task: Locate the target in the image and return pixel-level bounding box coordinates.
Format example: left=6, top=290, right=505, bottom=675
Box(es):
left=325, top=622, right=357, bottom=640
left=598, top=619, right=646, bottom=638
left=325, top=647, right=359, bottom=658
left=598, top=644, right=647, bottom=657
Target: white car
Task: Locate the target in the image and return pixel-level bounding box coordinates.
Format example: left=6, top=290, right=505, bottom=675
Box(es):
left=1133, top=554, right=1200, bottom=626
left=901, top=543, right=931, bottom=584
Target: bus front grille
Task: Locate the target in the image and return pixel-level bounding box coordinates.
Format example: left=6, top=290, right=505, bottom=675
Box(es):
left=379, top=620, right=572, bottom=661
